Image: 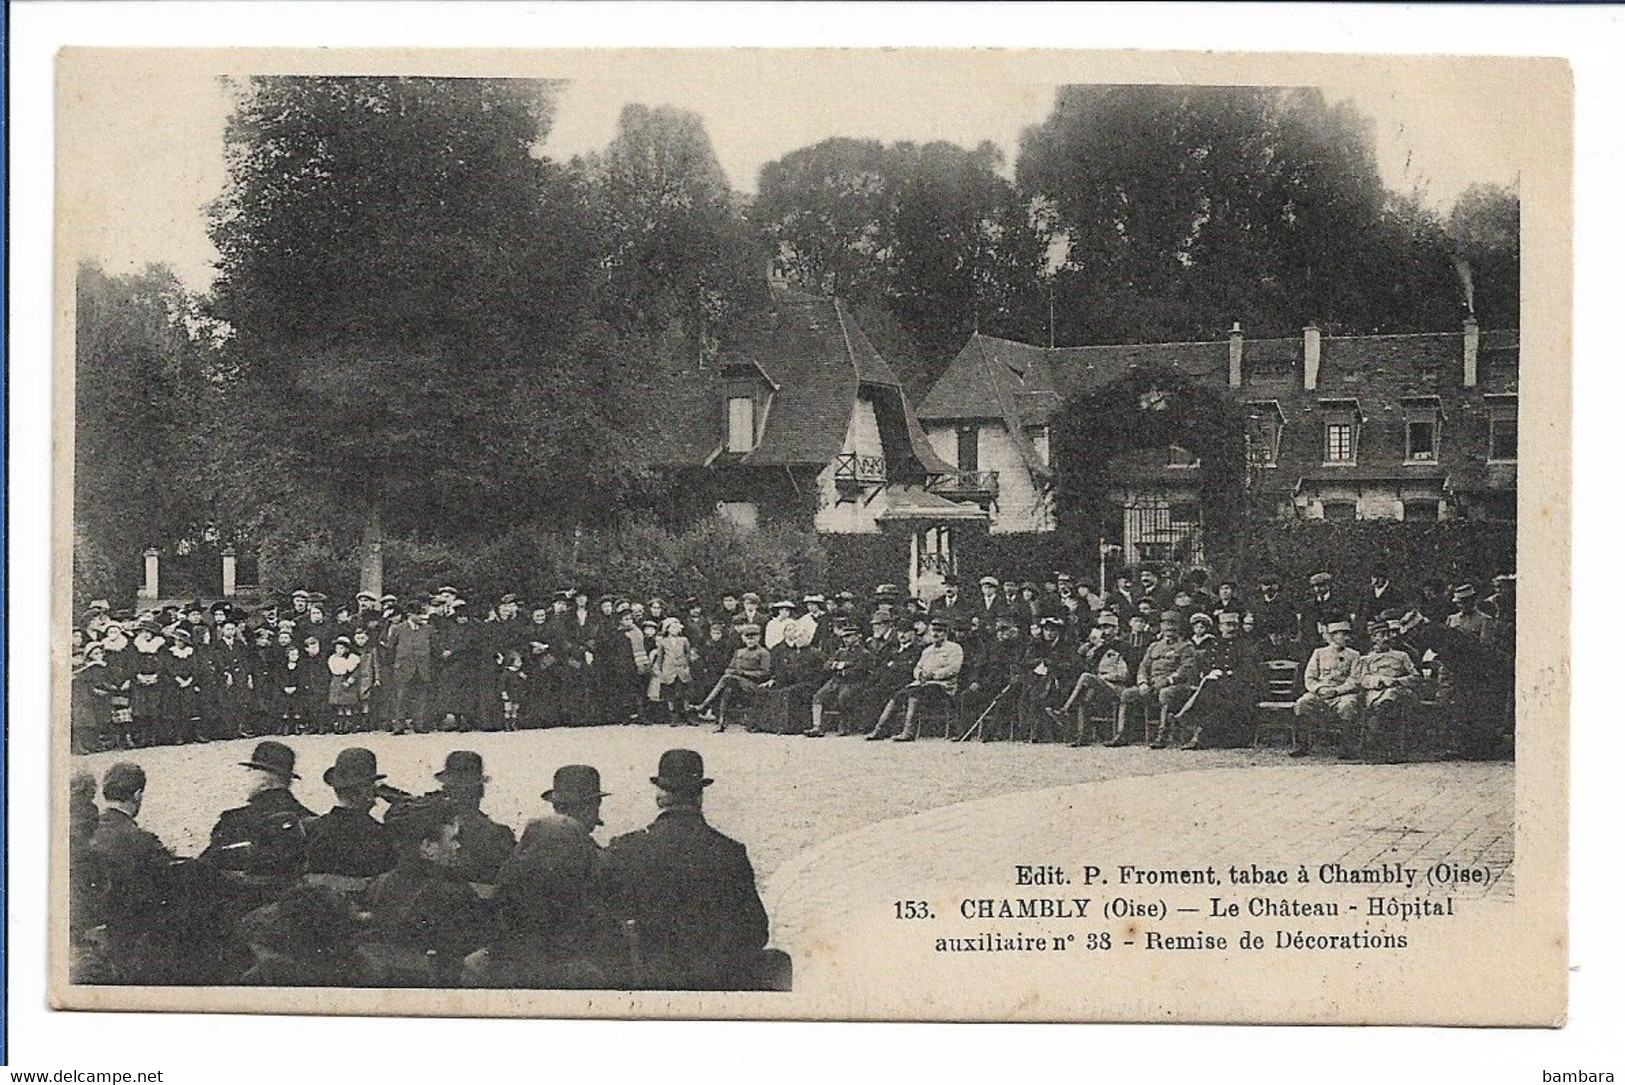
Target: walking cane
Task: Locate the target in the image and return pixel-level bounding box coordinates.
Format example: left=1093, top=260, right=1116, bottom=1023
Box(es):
left=954, top=679, right=1018, bottom=743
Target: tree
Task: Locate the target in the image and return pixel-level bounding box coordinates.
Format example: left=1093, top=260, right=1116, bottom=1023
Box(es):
left=74, top=263, right=217, bottom=591
left=753, top=137, right=1047, bottom=393
left=1018, top=86, right=1463, bottom=343
left=577, top=103, right=764, bottom=352
left=207, top=76, right=646, bottom=548
left=1448, top=183, right=1520, bottom=328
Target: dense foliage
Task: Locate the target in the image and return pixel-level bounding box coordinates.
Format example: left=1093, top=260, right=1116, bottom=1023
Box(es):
left=74, top=79, right=1517, bottom=601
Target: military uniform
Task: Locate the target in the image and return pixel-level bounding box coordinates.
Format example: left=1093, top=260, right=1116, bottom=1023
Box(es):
left=1179, top=634, right=1262, bottom=749
left=1115, top=633, right=1199, bottom=747
left=1352, top=642, right=1421, bottom=758
left=1292, top=642, right=1363, bottom=753
left=807, top=639, right=875, bottom=736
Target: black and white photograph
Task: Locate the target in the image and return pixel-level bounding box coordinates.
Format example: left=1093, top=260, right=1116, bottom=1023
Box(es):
left=50, top=46, right=1568, bottom=1023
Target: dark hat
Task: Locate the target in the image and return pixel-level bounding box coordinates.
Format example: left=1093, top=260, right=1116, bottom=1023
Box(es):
left=652, top=749, right=712, bottom=793
left=929, top=617, right=954, bottom=631
left=542, top=764, right=609, bottom=805
left=101, top=761, right=147, bottom=802
left=323, top=747, right=385, bottom=790
left=435, top=750, right=489, bottom=784
left=553, top=589, right=574, bottom=602
left=240, top=740, right=299, bottom=781
left=218, top=608, right=243, bottom=625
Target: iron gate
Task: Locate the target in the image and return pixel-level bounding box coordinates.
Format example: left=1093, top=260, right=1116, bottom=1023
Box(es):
left=1121, top=494, right=1204, bottom=568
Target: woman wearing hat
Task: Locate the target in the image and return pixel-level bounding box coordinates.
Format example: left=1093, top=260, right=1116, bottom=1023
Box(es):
left=160, top=627, right=204, bottom=746
left=127, top=620, right=167, bottom=748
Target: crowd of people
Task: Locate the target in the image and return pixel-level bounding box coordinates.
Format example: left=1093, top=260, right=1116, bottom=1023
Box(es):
left=71, top=563, right=1516, bottom=762
left=69, top=744, right=789, bottom=990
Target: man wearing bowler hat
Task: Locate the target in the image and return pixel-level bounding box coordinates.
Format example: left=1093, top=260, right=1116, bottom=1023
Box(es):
left=607, top=750, right=783, bottom=990
left=203, top=740, right=314, bottom=880
left=413, top=751, right=515, bottom=884
left=305, top=747, right=396, bottom=877
left=543, top=764, right=610, bottom=834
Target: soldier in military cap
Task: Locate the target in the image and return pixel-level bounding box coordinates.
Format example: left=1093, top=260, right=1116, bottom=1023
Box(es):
left=1058, top=611, right=1132, bottom=745
left=692, top=622, right=774, bottom=732
left=1113, top=610, right=1199, bottom=748
left=202, top=740, right=313, bottom=880
left=804, top=619, right=875, bottom=737
left=305, top=747, right=396, bottom=878
left=1350, top=619, right=1423, bottom=761
left=1178, top=610, right=1263, bottom=750
left=1291, top=620, right=1363, bottom=757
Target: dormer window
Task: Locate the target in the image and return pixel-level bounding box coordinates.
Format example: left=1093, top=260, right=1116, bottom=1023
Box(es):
left=727, top=396, right=755, bottom=453
left=1319, top=399, right=1361, bottom=465
left=1402, top=396, right=1444, bottom=463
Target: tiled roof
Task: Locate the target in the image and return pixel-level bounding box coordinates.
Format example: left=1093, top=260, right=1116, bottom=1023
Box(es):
left=920, top=325, right=1520, bottom=496
left=657, top=287, right=952, bottom=474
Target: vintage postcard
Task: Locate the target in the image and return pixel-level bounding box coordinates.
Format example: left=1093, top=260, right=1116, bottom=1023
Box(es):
left=52, top=46, right=1570, bottom=1023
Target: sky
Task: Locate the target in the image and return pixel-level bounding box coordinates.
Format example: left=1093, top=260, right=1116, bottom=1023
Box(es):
left=60, top=53, right=1530, bottom=292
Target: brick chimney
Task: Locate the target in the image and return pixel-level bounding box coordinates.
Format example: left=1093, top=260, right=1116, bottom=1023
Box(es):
left=1228, top=322, right=1244, bottom=388
left=1303, top=324, right=1322, bottom=392
left=1462, top=315, right=1480, bottom=387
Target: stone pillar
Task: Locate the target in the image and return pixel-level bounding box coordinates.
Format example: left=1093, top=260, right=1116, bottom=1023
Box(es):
left=1303, top=324, right=1322, bottom=392
left=360, top=505, right=385, bottom=600
left=1228, top=322, right=1244, bottom=388
left=1462, top=315, right=1480, bottom=388
left=142, top=547, right=160, bottom=601
left=222, top=545, right=238, bottom=597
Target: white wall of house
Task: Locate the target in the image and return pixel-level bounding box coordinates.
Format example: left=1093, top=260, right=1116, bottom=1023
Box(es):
left=924, top=421, right=1055, bottom=533
left=1293, top=483, right=1451, bottom=521
left=813, top=396, right=888, bottom=534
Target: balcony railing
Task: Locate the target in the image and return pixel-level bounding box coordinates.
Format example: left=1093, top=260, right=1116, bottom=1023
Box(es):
left=930, top=469, right=1000, bottom=500
left=834, top=452, right=888, bottom=484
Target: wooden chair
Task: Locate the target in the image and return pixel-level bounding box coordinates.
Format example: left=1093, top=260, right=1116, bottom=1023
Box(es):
left=1252, top=659, right=1301, bottom=748
left=910, top=686, right=962, bottom=739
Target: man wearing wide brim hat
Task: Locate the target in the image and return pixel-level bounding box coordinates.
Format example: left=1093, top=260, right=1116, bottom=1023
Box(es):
left=608, top=750, right=785, bottom=990
left=305, top=747, right=395, bottom=878
left=1445, top=582, right=1498, bottom=646
left=202, top=740, right=314, bottom=879
left=542, top=764, right=610, bottom=831
left=406, top=751, right=515, bottom=884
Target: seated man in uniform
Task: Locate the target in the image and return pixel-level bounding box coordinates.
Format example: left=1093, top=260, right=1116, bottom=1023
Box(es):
left=803, top=618, right=874, bottom=737
left=1291, top=620, right=1363, bottom=757
left=1350, top=619, right=1422, bottom=761
left=865, top=618, right=962, bottom=743
left=1058, top=612, right=1132, bottom=746
left=692, top=623, right=774, bottom=732
left=1112, top=611, right=1199, bottom=748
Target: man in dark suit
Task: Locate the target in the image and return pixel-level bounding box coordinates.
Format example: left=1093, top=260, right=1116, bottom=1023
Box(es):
left=1356, top=569, right=1402, bottom=628
left=386, top=601, right=437, bottom=734
left=305, top=747, right=397, bottom=878
left=85, top=763, right=173, bottom=934
left=202, top=740, right=314, bottom=881
left=607, top=750, right=785, bottom=991
left=408, top=750, right=516, bottom=886
left=972, top=575, right=1006, bottom=624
